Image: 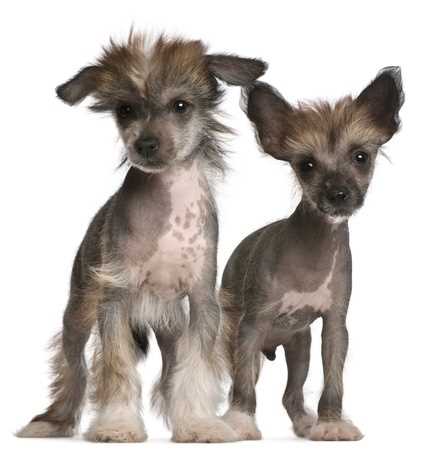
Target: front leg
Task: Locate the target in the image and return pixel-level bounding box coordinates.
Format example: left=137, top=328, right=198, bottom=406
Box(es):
left=166, top=271, right=237, bottom=443
left=309, top=312, right=363, bottom=441
left=85, top=287, right=146, bottom=443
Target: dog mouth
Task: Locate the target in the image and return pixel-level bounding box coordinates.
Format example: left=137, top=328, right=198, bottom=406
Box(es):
left=316, top=191, right=364, bottom=220
left=317, top=199, right=365, bottom=222
left=318, top=205, right=350, bottom=217
left=132, top=160, right=168, bottom=173
left=316, top=202, right=355, bottom=222
left=128, top=154, right=169, bottom=173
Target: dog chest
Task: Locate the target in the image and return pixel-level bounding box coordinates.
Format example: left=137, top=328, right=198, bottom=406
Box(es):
left=278, top=275, right=333, bottom=315
left=275, top=250, right=338, bottom=316
left=124, top=163, right=212, bottom=296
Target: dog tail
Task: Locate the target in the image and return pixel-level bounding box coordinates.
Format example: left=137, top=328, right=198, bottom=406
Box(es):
left=218, top=288, right=242, bottom=380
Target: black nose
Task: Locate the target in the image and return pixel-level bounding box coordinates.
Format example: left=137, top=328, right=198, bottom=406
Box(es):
left=135, top=136, right=159, bottom=158
left=326, top=186, right=350, bottom=204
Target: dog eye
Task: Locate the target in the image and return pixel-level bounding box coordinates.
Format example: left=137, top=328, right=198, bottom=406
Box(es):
left=173, top=100, right=189, bottom=113
left=116, top=104, right=134, bottom=119
left=354, top=151, right=369, bottom=164
left=299, top=158, right=316, bottom=173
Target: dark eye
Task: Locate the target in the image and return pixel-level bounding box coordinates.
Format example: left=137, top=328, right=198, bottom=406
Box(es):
left=299, top=158, right=316, bottom=173
left=354, top=151, right=369, bottom=164
left=173, top=100, right=189, bottom=113
left=116, top=104, right=134, bottom=119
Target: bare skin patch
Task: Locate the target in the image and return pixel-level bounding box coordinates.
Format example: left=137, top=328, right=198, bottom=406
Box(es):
left=276, top=250, right=338, bottom=315
left=116, top=160, right=209, bottom=300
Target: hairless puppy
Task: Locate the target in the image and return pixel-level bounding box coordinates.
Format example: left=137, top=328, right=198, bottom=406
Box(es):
left=220, top=68, right=404, bottom=441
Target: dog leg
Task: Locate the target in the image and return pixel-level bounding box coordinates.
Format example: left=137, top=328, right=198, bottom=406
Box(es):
left=161, top=283, right=237, bottom=443
left=223, top=318, right=265, bottom=441
left=17, top=263, right=97, bottom=438
left=309, top=312, right=363, bottom=441
left=85, top=288, right=146, bottom=443
left=154, top=326, right=236, bottom=443
left=282, top=329, right=316, bottom=438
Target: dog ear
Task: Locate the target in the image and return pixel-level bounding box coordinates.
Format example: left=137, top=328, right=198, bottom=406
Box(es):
left=244, top=81, right=293, bottom=160
left=206, top=54, right=267, bottom=86
left=56, top=66, right=102, bottom=106
left=356, top=66, right=404, bottom=142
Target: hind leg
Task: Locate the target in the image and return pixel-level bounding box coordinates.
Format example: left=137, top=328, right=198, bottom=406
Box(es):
left=282, top=328, right=316, bottom=438
left=85, top=287, right=146, bottom=443
left=223, top=319, right=266, bottom=441
left=17, top=278, right=97, bottom=438
left=15, top=333, right=85, bottom=438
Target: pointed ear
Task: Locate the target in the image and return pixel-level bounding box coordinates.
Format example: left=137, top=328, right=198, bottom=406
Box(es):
left=244, top=81, right=292, bottom=160
left=356, top=66, right=404, bottom=142
left=56, top=66, right=102, bottom=105
left=206, top=54, right=267, bottom=86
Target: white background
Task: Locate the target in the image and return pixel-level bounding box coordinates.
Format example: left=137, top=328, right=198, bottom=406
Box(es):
left=1, top=1, right=434, bottom=449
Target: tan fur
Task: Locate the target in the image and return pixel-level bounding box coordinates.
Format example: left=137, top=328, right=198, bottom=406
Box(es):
left=284, top=97, right=388, bottom=155
left=92, top=33, right=213, bottom=111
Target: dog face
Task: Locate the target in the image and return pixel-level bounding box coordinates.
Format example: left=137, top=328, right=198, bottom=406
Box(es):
left=57, top=33, right=266, bottom=172
left=245, top=68, right=404, bottom=220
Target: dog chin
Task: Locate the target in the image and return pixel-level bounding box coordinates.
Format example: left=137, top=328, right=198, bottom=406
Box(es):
left=326, top=214, right=349, bottom=224
left=317, top=206, right=350, bottom=224
left=131, top=160, right=168, bottom=174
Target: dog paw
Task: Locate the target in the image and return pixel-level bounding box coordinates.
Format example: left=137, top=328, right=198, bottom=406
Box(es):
left=293, top=413, right=316, bottom=438
left=85, top=425, right=147, bottom=443
left=222, top=409, right=262, bottom=441
left=85, top=415, right=147, bottom=443
left=172, top=417, right=238, bottom=443
left=16, top=420, right=74, bottom=438
left=309, top=420, right=363, bottom=441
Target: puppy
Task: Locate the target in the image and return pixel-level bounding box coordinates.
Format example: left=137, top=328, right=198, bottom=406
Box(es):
left=220, top=68, right=404, bottom=440
left=17, top=32, right=266, bottom=443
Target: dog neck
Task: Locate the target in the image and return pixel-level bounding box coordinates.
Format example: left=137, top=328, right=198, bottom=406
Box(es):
left=286, top=199, right=348, bottom=253
left=123, top=158, right=209, bottom=193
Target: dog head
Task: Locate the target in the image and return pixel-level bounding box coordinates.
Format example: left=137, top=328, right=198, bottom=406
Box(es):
left=57, top=32, right=267, bottom=173
left=245, top=67, right=404, bottom=220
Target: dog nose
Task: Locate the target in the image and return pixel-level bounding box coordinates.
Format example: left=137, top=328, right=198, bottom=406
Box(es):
left=326, top=186, right=350, bottom=204
left=135, top=136, right=159, bottom=158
